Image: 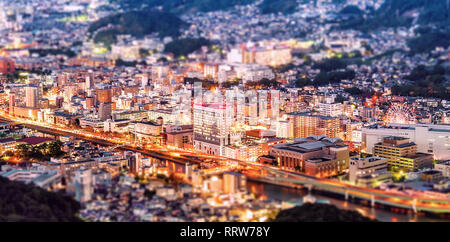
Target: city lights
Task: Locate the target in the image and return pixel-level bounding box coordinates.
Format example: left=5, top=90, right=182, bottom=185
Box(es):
left=0, top=0, right=448, bottom=226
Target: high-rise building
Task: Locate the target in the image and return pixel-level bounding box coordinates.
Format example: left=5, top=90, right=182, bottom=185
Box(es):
left=63, top=84, right=78, bottom=103
left=128, top=153, right=142, bottom=174
left=257, top=90, right=280, bottom=122
left=57, top=73, right=68, bottom=88
left=96, top=88, right=112, bottom=103
left=98, top=102, right=112, bottom=121
left=85, top=71, right=94, bottom=91
left=193, top=102, right=233, bottom=156
left=25, top=85, right=40, bottom=108
left=85, top=96, right=95, bottom=109
left=286, top=112, right=340, bottom=138
left=8, top=92, right=15, bottom=115
left=55, top=96, right=64, bottom=108
left=204, top=175, right=222, bottom=193
left=8, top=84, right=42, bottom=109
left=269, top=90, right=280, bottom=121
left=140, top=74, right=149, bottom=88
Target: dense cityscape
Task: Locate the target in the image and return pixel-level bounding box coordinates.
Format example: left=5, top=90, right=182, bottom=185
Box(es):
left=0, top=0, right=449, bottom=223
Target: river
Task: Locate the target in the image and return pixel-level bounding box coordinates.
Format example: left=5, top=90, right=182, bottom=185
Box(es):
left=247, top=180, right=450, bottom=222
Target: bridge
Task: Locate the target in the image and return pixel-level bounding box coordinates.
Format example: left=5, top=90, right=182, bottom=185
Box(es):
left=248, top=170, right=450, bottom=214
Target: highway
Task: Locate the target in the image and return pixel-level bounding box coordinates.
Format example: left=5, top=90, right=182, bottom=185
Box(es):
left=1, top=113, right=450, bottom=214
left=0, top=115, right=201, bottom=166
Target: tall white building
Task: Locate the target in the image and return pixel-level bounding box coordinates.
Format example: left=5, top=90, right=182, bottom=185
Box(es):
left=362, top=124, right=450, bottom=160
left=25, top=85, right=40, bottom=108
left=193, top=102, right=233, bottom=156
left=7, top=84, right=42, bottom=108
left=257, top=90, right=280, bottom=123
left=276, top=120, right=293, bottom=138
left=74, top=167, right=93, bottom=203
left=85, top=71, right=94, bottom=91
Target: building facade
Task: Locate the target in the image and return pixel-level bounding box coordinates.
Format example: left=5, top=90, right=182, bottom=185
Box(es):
left=269, top=135, right=349, bottom=177
left=286, top=112, right=340, bottom=138
left=373, top=136, right=433, bottom=171
left=193, top=103, right=232, bottom=156
left=362, top=124, right=450, bottom=160
left=349, top=156, right=391, bottom=187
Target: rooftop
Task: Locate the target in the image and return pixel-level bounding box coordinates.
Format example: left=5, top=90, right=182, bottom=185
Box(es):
left=306, top=157, right=332, bottom=163
left=0, top=138, right=15, bottom=143
left=18, top=137, right=54, bottom=145
left=352, top=156, right=386, bottom=162
left=293, top=141, right=327, bottom=150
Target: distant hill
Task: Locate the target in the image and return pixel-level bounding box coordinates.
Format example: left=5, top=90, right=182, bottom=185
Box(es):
left=259, top=0, right=299, bottom=14
left=392, top=64, right=450, bottom=100
left=339, top=5, right=363, bottom=15
left=0, top=176, right=81, bottom=222
left=338, top=0, right=450, bottom=54
left=340, top=0, right=450, bottom=31
left=88, top=10, right=186, bottom=47
left=110, top=0, right=303, bottom=15
left=110, top=0, right=256, bottom=14
left=273, top=203, right=377, bottom=222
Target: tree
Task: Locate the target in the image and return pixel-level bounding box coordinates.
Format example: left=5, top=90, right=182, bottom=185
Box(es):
left=335, top=95, right=347, bottom=103
left=144, top=189, right=156, bottom=200
left=344, top=87, right=364, bottom=95
left=314, top=70, right=355, bottom=86
left=15, top=144, right=32, bottom=159
left=3, top=151, right=14, bottom=157
left=273, top=203, right=376, bottom=222
left=164, top=38, right=211, bottom=58
left=221, top=78, right=241, bottom=88
left=294, top=78, right=312, bottom=88
left=313, top=58, right=347, bottom=72
left=246, top=78, right=279, bottom=88
left=90, top=10, right=186, bottom=46
left=0, top=177, right=81, bottom=222
left=115, top=58, right=137, bottom=67
left=259, top=0, right=298, bottom=14
left=14, top=141, right=65, bottom=162
left=340, top=5, right=363, bottom=15
left=393, top=64, right=450, bottom=99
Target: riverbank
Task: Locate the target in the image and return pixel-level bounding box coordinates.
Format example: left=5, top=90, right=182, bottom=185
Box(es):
left=247, top=180, right=450, bottom=222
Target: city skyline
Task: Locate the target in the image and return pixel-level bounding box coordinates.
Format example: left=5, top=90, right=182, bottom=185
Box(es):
left=0, top=0, right=449, bottom=226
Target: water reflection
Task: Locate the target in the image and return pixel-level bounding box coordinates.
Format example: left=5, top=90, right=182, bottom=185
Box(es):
left=247, top=181, right=448, bottom=222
